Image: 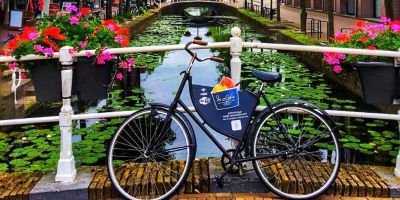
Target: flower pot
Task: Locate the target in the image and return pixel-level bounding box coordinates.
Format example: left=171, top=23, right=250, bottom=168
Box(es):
left=353, top=62, right=399, bottom=104
left=27, top=60, right=64, bottom=102
left=74, top=58, right=113, bottom=101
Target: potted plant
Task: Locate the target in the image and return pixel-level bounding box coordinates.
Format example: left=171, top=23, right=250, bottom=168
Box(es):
left=324, top=18, right=400, bottom=104
left=4, top=5, right=135, bottom=102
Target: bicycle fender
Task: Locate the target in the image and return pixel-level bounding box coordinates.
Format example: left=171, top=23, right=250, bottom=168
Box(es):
left=148, top=103, right=197, bottom=151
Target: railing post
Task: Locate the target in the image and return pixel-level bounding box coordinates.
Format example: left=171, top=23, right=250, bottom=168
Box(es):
left=230, top=27, right=242, bottom=150
left=230, top=27, right=242, bottom=89
left=395, top=48, right=400, bottom=177
left=55, top=46, right=77, bottom=182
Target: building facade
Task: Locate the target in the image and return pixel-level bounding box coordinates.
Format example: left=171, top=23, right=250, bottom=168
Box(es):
left=286, top=0, right=400, bottom=19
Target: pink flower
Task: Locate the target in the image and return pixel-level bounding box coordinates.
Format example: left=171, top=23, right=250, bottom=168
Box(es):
left=42, top=48, right=54, bottom=56
left=120, top=61, right=128, bottom=69
left=116, top=72, right=123, bottom=80
left=391, top=24, right=400, bottom=33
left=128, top=67, right=132, bottom=72
left=34, top=45, right=44, bottom=52
left=128, top=58, right=135, bottom=66
left=337, top=53, right=346, bottom=60
left=85, top=51, right=93, bottom=58
left=333, top=65, right=343, bottom=73
left=107, top=24, right=115, bottom=31
left=68, top=49, right=75, bottom=55
left=76, top=12, right=82, bottom=17
left=323, top=52, right=341, bottom=65
left=20, top=72, right=26, bottom=79
left=374, top=24, right=387, bottom=31
left=8, top=62, right=18, bottom=70
left=28, top=32, right=39, bottom=40
left=84, top=22, right=90, bottom=28
left=65, top=4, right=78, bottom=13
left=79, top=41, right=87, bottom=49
left=102, top=51, right=112, bottom=60
left=97, top=56, right=105, bottom=64
left=380, top=17, right=391, bottom=23
left=70, top=16, right=79, bottom=24
left=114, top=36, right=123, bottom=43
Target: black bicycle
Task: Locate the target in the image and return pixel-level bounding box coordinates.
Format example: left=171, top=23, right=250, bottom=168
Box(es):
left=107, top=40, right=341, bottom=199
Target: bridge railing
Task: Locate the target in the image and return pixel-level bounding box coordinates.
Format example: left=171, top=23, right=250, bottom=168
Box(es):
left=0, top=27, right=399, bottom=182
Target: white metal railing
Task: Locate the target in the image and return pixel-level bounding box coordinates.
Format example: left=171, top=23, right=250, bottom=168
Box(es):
left=0, top=27, right=399, bottom=182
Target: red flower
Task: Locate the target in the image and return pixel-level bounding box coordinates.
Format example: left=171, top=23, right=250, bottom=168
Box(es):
left=120, top=35, right=130, bottom=47
left=117, top=27, right=129, bottom=35
left=358, top=36, right=368, bottom=43
left=80, top=7, right=90, bottom=15
left=334, top=32, right=351, bottom=43
left=355, top=20, right=366, bottom=28
left=7, top=38, right=19, bottom=49
left=43, top=38, right=60, bottom=51
left=44, top=27, right=66, bottom=40
left=367, top=46, right=377, bottom=50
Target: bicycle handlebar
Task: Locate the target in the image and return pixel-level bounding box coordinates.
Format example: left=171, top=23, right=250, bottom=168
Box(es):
left=192, top=40, right=208, bottom=46
left=184, top=40, right=225, bottom=64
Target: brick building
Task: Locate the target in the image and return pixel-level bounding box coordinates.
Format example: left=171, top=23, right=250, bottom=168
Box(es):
left=285, top=0, right=400, bottom=19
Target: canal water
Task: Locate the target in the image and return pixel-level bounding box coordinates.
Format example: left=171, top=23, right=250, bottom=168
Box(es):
left=1, top=10, right=398, bottom=173
left=134, top=13, right=399, bottom=164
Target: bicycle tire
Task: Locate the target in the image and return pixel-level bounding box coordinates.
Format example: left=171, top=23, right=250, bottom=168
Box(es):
left=107, top=107, right=195, bottom=200
left=251, top=104, right=340, bottom=199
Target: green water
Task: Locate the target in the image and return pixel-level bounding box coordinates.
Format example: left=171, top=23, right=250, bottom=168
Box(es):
left=0, top=13, right=398, bottom=173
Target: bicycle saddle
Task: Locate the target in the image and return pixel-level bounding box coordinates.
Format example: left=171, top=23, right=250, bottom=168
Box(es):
left=251, top=70, right=282, bottom=83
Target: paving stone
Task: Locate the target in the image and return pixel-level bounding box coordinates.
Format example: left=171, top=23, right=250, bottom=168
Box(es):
left=29, top=168, right=94, bottom=200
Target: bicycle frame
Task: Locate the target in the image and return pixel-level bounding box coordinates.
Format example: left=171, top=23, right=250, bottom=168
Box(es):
left=152, top=52, right=298, bottom=178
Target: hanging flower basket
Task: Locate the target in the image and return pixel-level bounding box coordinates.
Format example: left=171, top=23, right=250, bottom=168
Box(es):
left=75, top=57, right=114, bottom=101
left=353, top=62, right=400, bottom=104
left=27, top=60, right=67, bottom=102
left=4, top=5, right=136, bottom=102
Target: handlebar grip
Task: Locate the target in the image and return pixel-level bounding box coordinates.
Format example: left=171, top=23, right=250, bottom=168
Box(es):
left=192, top=40, right=208, bottom=46
left=210, top=56, right=224, bottom=63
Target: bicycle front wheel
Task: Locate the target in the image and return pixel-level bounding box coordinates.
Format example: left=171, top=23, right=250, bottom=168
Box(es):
left=251, top=104, right=340, bottom=199
left=107, top=107, right=195, bottom=200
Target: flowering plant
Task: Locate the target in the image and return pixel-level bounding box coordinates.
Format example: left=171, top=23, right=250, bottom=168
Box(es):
left=4, top=5, right=134, bottom=80
left=324, top=17, right=400, bottom=73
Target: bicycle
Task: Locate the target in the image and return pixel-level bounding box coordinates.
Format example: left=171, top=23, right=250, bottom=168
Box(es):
left=107, top=40, right=341, bottom=200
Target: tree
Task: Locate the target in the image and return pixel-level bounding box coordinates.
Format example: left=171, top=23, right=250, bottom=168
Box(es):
left=106, top=0, right=112, bottom=19
left=300, top=0, right=307, bottom=32
left=327, top=0, right=334, bottom=40
left=384, top=0, right=394, bottom=19
left=276, top=0, right=281, bottom=21
left=125, top=0, right=131, bottom=14
left=119, top=0, right=124, bottom=15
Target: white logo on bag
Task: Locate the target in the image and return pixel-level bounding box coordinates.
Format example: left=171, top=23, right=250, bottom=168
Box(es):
left=231, top=120, right=242, bottom=131
left=215, top=94, right=235, bottom=104
left=200, top=88, right=208, bottom=96
left=199, top=97, right=210, bottom=105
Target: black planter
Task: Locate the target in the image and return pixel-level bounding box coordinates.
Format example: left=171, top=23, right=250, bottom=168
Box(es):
left=353, top=62, right=399, bottom=104
left=27, top=60, right=64, bottom=102
left=28, top=58, right=113, bottom=102
left=75, top=58, right=113, bottom=101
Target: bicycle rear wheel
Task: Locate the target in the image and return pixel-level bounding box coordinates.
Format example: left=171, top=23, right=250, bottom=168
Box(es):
left=107, top=107, right=195, bottom=200
left=251, top=104, right=340, bottom=199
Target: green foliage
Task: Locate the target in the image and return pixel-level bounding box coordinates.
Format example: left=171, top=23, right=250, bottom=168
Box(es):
left=239, top=51, right=399, bottom=165
left=280, top=29, right=320, bottom=45
left=238, top=8, right=273, bottom=25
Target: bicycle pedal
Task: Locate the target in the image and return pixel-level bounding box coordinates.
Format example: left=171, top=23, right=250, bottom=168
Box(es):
left=215, top=176, right=224, bottom=188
